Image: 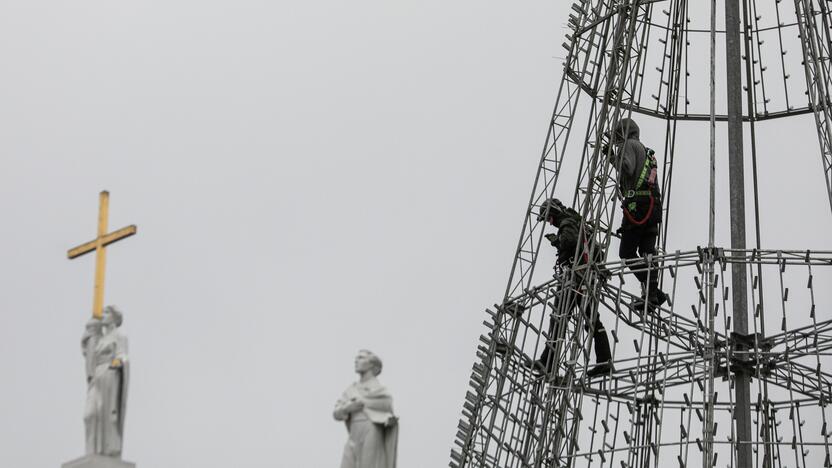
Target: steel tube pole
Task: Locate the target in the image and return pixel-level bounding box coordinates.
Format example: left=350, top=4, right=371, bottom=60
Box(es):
left=724, top=0, right=753, bottom=466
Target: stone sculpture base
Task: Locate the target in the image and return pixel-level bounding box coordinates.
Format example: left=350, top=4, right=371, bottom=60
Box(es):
left=62, top=455, right=135, bottom=468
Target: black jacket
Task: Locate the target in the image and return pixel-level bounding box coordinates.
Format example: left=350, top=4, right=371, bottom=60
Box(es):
left=608, top=118, right=662, bottom=229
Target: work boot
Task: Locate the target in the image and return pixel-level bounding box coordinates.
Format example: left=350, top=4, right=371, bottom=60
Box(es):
left=529, top=348, right=569, bottom=386
left=631, top=296, right=650, bottom=313
left=587, top=361, right=614, bottom=379
left=647, top=286, right=668, bottom=308
left=532, top=347, right=556, bottom=376
left=632, top=283, right=667, bottom=313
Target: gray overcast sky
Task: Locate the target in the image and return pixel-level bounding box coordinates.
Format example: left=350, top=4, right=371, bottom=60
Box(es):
left=1, top=2, right=831, bottom=468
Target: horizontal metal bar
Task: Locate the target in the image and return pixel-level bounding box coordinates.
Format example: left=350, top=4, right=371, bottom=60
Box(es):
left=67, top=225, right=138, bottom=259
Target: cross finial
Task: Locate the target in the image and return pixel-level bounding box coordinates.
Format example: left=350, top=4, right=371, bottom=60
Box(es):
left=67, top=191, right=137, bottom=318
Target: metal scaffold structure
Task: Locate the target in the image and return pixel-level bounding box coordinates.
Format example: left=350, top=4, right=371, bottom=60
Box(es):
left=450, top=1, right=832, bottom=467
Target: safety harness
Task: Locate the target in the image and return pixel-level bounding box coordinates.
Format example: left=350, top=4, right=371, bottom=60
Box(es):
left=622, top=147, right=660, bottom=226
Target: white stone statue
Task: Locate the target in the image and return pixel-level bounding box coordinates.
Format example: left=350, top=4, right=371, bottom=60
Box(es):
left=334, top=350, right=399, bottom=468
left=81, top=305, right=130, bottom=458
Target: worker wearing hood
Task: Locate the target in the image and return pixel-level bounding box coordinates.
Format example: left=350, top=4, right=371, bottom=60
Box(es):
left=535, top=198, right=614, bottom=379
left=607, top=117, right=667, bottom=310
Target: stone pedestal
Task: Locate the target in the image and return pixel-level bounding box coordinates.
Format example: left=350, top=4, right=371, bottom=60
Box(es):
left=62, top=455, right=135, bottom=468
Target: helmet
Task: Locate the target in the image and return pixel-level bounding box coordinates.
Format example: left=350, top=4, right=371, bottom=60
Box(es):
left=537, top=198, right=566, bottom=222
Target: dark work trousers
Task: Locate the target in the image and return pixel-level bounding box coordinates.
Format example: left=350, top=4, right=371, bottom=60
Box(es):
left=619, top=224, right=659, bottom=285
left=541, top=291, right=612, bottom=365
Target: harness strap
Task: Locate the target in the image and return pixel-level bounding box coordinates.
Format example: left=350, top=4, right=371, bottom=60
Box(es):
left=623, top=193, right=655, bottom=226
left=635, top=157, right=651, bottom=190
left=623, top=148, right=658, bottom=225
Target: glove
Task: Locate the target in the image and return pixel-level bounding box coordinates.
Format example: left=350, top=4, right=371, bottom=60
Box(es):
left=544, top=233, right=560, bottom=247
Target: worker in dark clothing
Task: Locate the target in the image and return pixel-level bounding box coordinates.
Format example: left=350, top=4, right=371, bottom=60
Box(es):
left=606, top=117, right=668, bottom=310
left=534, top=198, right=613, bottom=378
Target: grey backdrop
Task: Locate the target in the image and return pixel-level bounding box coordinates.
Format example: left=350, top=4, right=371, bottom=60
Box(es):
left=1, top=1, right=830, bottom=468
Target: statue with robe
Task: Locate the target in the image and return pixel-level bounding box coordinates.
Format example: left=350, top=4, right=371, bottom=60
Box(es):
left=333, top=350, right=398, bottom=468
left=81, top=305, right=130, bottom=458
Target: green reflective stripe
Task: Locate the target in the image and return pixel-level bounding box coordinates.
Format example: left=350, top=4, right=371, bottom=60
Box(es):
left=635, top=155, right=652, bottom=190
left=624, top=190, right=651, bottom=198
left=627, top=202, right=637, bottom=211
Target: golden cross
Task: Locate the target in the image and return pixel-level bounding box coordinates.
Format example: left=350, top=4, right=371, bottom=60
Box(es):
left=67, top=191, right=137, bottom=319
